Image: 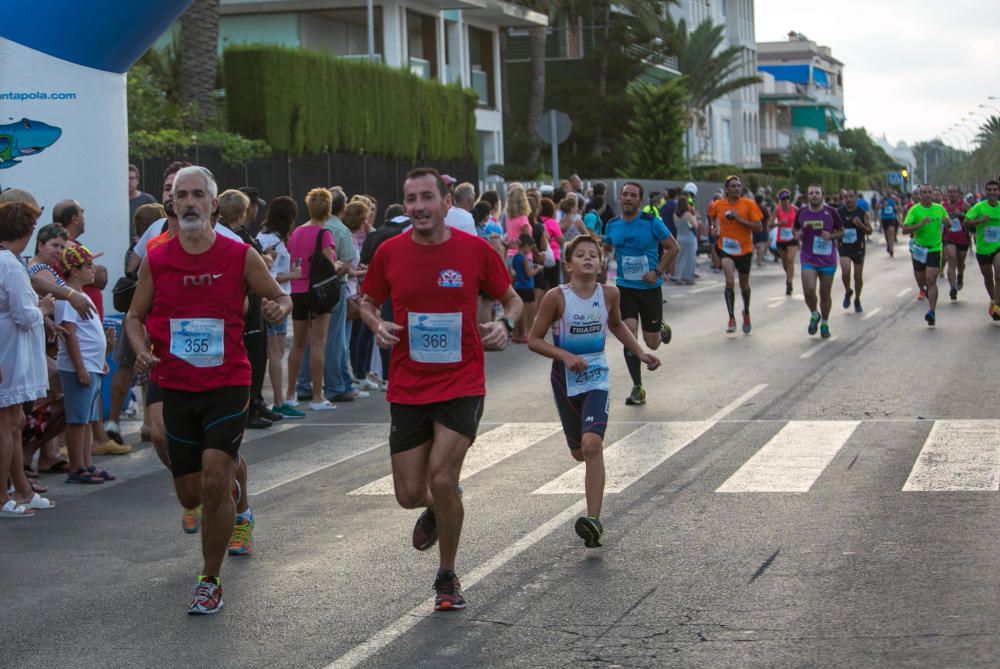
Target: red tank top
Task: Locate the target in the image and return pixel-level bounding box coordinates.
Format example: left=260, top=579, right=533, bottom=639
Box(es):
left=146, top=234, right=251, bottom=392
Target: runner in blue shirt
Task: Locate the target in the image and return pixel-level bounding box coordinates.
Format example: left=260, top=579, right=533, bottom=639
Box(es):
left=602, top=182, right=678, bottom=406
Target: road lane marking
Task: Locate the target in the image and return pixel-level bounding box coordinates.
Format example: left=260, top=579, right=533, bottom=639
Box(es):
left=799, top=337, right=837, bottom=358
left=896, top=287, right=912, bottom=298
left=902, top=420, right=1000, bottom=491
left=251, top=425, right=388, bottom=495
left=717, top=420, right=859, bottom=493
left=347, top=423, right=561, bottom=495
left=862, top=307, right=882, bottom=320
left=326, top=386, right=765, bottom=669
left=533, top=422, right=711, bottom=494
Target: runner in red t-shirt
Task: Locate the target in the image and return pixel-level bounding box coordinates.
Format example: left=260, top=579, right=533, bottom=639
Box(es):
left=942, top=185, right=971, bottom=301
left=126, top=166, right=291, bottom=616
left=360, top=167, right=522, bottom=612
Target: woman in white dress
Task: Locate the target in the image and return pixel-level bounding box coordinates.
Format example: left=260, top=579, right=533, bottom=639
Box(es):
left=0, top=202, right=54, bottom=518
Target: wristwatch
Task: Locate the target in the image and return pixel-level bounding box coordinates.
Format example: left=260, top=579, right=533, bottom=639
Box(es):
left=500, top=317, right=515, bottom=333
left=654, top=269, right=663, bottom=277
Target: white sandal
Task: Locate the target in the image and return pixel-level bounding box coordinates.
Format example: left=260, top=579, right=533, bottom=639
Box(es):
left=23, top=493, right=56, bottom=510
left=0, top=499, right=35, bottom=518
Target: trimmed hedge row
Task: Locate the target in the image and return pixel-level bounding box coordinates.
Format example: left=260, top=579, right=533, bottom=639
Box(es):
left=223, top=45, right=477, bottom=161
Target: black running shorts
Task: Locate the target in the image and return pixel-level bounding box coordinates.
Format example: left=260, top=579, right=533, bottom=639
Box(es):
left=840, top=246, right=865, bottom=265
left=389, top=396, right=484, bottom=455
left=162, top=385, right=250, bottom=478
left=977, top=249, right=1000, bottom=266
left=912, top=252, right=942, bottom=272
left=720, top=250, right=753, bottom=275
left=618, top=285, right=663, bottom=333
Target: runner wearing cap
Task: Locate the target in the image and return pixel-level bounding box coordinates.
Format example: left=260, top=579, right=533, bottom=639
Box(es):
left=769, top=189, right=798, bottom=295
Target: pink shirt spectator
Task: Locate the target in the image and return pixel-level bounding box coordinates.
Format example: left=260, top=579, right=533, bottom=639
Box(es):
left=541, top=216, right=562, bottom=260
left=505, top=215, right=531, bottom=257
left=286, top=224, right=335, bottom=294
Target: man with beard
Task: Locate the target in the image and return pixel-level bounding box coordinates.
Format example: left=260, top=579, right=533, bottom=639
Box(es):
left=126, top=166, right=290, bottom=615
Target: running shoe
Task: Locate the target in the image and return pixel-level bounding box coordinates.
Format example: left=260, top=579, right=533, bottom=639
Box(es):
left=660, top=321, right=672, bottom=345
left=991, top=304, right=1000, bottom=321
left=182, top=506, right=202, bottom=534
left=104, top=421, right=124, bottom=445
left=188, top=577, right=223, bottom=615
left=92, top=440, right=132, bottom=455
left=949, top=287, right=957, bottom=301
left=433, top=571, right=466, bottom=611
left=309, top=400, right=337, bottom=411
left=412, top=507, right=438, bottom=551
left=925, top=310, right=936, bottom=327
left=843, top=289, right=853, bottom=309
left=917, top=289, right=926, bottom=301
left=228, top=515, right=254, bottom=556
left=808, top=314, right=820, bottom=336
left=820, top=323, right=831, bottom=339
left=741, top=311, right=751, bottom=334
left=854, top=300, right=863, bottom=313
left=273, top=403, right=305, bottom=419
left=575, top=516, right=604, bottom=548
left=625, top=385, right=646, bottom=406
left=726, top=317, right=737, bottom=333
left=785, top=282, right=793, bottom=296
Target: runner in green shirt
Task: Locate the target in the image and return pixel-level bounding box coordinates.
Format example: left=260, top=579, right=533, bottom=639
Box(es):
left=902, top=184, right=947, bottom=327
left=964, top=180, right=1000, bottom=321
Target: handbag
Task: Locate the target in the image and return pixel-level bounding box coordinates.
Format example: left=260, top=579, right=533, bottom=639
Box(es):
left=307, top=227, right=340, bottom=313
left=112, top=272, right=138, bottom=313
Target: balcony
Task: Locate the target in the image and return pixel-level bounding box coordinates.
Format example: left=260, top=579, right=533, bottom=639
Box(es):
left=761, top=130, right=791, bottom=153
left=409, top=56, right=432, bottom=79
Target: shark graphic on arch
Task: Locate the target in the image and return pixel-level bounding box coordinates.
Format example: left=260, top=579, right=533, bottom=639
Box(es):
left=0, top=118, right=62, bottom=169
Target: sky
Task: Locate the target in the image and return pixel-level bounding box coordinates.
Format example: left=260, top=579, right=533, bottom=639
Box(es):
left=754, top=0, right=1000, bottom=149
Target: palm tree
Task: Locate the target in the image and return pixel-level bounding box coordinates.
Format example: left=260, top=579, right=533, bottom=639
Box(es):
left=975, top=115, right=1000, bottom=145
left=671, top=18, right=762, bottom=158
left=179, top=0, right=221, bottom=128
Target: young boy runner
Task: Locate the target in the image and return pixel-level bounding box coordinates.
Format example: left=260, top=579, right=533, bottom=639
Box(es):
left=527, top=235, right=660, bottom=548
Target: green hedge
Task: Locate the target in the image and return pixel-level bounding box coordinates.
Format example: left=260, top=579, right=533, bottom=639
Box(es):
left=693, top=164, right=865, bottom=194
left=223, top=45, right=477, bottom=161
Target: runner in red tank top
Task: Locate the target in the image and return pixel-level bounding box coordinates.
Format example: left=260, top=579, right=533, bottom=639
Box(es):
left=942, top=185, right=971, bottom=301
left=769, top=190, right=799, bottom=295
left=360, top=167, right=523, bottom=612
left=125, top=166, right=291, bottom=616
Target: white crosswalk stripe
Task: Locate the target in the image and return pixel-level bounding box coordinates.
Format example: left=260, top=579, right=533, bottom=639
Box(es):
left=902, top=420, right=1000, bottom=492
left=716, top=420, right=859, bottom=493
left=40, top=418, right=1000, bottom=505
left=347, top=422, right=561, bottom=495
left=533, top=421, right=711, bottom=495
left=251, top=425, right=388, bottom=495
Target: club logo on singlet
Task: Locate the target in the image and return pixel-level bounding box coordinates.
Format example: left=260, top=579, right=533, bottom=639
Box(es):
left=183, top=273, right=221, bottom=287
left=437, top=269, right=464, bottom=288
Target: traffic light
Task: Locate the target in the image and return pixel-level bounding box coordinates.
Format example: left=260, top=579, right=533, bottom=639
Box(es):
left=901, top=168, right=909, bottom=179
left=901, top=168, right=909, bottom=191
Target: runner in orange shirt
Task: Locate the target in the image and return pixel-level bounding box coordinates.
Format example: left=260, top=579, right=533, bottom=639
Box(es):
left=707, top=176, right=763, bottom=333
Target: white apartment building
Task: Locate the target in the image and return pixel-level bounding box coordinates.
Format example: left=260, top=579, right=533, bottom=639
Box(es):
left=668, top=0, right=761, bottom=168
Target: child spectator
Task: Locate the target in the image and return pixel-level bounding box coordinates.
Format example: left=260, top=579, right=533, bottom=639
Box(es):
left=511, top=234, right=543, bottom=343
left=55, top=246, right=114, bottom=484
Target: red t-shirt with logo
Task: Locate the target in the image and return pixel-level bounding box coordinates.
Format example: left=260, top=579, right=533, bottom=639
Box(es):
left=361, top=229, right=511, bottom=405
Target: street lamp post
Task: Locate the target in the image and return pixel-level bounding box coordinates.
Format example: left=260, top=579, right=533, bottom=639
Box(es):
left=949, top=125, right=972, bottom=152
left=978, top=104, right=1000, bottom=115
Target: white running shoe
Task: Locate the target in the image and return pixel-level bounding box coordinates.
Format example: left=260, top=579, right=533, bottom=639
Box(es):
left=309, top=401, right=337, bottom=411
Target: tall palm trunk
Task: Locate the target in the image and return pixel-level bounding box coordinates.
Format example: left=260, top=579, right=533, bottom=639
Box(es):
left=591, top=2, right=611, bottom=159
left=525, top=24, right=547, bottom=170
left=180, top=0, right=220, bottom=128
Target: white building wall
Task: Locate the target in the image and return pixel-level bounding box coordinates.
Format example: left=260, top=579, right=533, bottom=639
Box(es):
left=670, top=0, right=760, bottom=168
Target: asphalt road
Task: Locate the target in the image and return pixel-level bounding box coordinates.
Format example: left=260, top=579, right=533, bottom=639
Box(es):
left=4, top=238, right=1000, bottom=669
